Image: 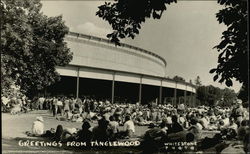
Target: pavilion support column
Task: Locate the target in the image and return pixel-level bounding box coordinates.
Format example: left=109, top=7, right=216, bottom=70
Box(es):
left=188, top=96, right=190, bottom=107
left=111, top=72, right=115, bottom=104
left=159, top=80, right=162, bottom=104
left=164, top=88, right=167, bottom=105
left=193, top=88, right=196, bottom=107
left=184, top=84, right=187, bottom=106
left=76, top=67, right=80, bottom=99
left=190, top=92, right=193, bottom=107
left=174, top=82, right=177, bottom=107
left=184, top=91, right=187, bottom=105
left=44, top=88, right=47, bottom=97
left=138, top=76, right=142, bottom=104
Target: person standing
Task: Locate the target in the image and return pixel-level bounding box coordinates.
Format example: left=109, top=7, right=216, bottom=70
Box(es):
left=64, top=97, right=70, bottom=115
left=38, top=97, right=45, bottom=110
left=77, top=98, right=83, bottom=114
left=235, top=100, right=244, bottom=127
left=69, top=97, right=75, bottom=112
left=52, top=97, right=58, bottom=117
left=57, top=98, right=63, bottom=116
left=2, top=95, right=10, bottom=112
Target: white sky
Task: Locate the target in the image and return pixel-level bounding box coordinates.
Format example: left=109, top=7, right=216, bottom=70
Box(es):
left=41, top=1, right=242, bottom=92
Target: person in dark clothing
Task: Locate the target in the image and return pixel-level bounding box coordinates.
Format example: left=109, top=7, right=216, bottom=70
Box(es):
left=76, top=121, right=93, bottom=145
left=199, top=133, right=223, bottom=150
left=92, top=118, right=110, bottom=141
left=53, top=125, right=64, bottom=141
left=168, top=115, right=183, bottom=134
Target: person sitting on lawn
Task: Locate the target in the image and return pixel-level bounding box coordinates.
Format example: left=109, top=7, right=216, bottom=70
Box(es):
left=92, top=117, right=110, bottom=141
left=50, top=124, right=78, bottom=142
left=108, top=116, right=119, bottom=140
left=123, top=115, right=135, bottom=138
left=53, top=125, right=64, bottom=141
left=76, top=120, right=93, bottom=144
left=168, top=115, right=183, bottom=134
left=188, top=118, right=201, bottom=140
left=32, top=116, right=45, bottom=136
left=61, top=127, right=78, bottom=142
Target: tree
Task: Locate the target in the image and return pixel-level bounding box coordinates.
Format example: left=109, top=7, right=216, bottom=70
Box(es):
left=194, top=76, right=202, bottom=87
left=96, top=0, right=177, bottom=45
left=219, top=88, right=237, bottom=107
left=96, top=0, right=248, bottom=94
left=196, top=85, right=223, bottom=107
left=1, top=0, right=73, bottom=97
left=172, top=75, right=185, bottom=82
left=209, top=0, right=248, bottom=89
left=196, top=85, right=237, bottom=107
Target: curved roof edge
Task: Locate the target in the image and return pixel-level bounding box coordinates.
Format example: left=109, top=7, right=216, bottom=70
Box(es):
left=64, top=64, right=197, bottom=90
left=67, top=31, right=167, bottom=67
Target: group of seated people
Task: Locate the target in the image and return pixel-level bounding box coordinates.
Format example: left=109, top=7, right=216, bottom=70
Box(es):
left=28, top=110, right=249, bottom=153
left=28, top=114, right=135, bottom=143
left=3, top=93, right=248, bottom=133
left=51, top=97, right=248, bottom=136
left=25, top=97, right=249, bottom=153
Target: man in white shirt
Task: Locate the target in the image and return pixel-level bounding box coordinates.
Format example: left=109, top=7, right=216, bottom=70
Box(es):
left=38, top=97, right=45, bottom=110
left=57, top=99, right=63, bottom=116
left=109, top=116, right=119, bottom=135
left=200, top=115, right=209, bottom=129
left=32, top=116, right=44, bottom=136
left=124, top=115, right=135, bottom=137
left=2, top=95, right=10, bottom=106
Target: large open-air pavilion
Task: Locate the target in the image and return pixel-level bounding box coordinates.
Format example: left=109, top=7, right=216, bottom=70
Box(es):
left=46, top=32, right=196, bottom=106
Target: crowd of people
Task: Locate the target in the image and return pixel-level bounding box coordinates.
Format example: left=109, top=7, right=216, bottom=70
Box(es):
left=35, top=96, right=248, bottom=133
left=2, top=94, right=249, bottom=152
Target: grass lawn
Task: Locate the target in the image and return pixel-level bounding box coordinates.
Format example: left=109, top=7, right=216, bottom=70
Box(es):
left=2, top=110, right=147, bottom=153
left=2, top=110, right=226, bottom=153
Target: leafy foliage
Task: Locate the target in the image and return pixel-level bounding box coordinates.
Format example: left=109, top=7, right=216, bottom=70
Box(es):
left=97, top=0, right=248, bottom=97
left=196, top=85, right=223, bottom=107
left=219, top=88, right=237, bottom=107
left=210, top=0, right=248, bottom=88
left=196, top=85, right=237, bottom=107
left=172, top=75, right=185, bottom=82
left=96, top=0, right=177, bottom=45
left=194, top=76, right=202, bottom=87
left=1, top=0, right=73, bottom=97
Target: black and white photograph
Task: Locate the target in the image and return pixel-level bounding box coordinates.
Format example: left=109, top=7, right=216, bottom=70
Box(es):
left=1, top=0, right=249, bottom=153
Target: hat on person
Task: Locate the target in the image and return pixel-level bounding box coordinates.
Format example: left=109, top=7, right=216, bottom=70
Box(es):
left=36, top=116, right=44, bottom=122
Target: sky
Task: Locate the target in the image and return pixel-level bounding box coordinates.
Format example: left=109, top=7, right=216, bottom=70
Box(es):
left=41, top=0, right=242, bottom=92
